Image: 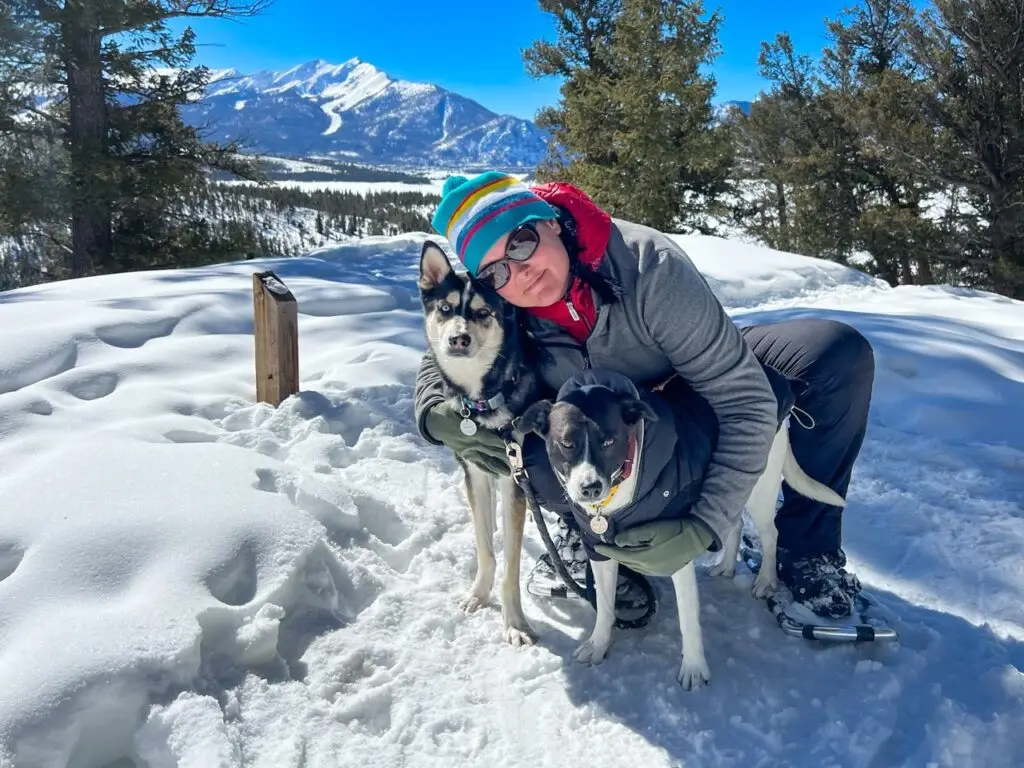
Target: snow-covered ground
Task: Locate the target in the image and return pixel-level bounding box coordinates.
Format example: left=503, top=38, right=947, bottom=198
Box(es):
left=0, top=232, right=1022, bottom=767
left=220, top=177, right=447, bottom=197
left=220, top=169, right=529, bottom=198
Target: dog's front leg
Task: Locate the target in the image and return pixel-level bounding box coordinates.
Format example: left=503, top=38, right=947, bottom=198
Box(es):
left=499, top=477, right=535, bottom=646
left=573, top=557, right=617, bottom=665
left=459, top=462, right=496, bottom=612
left=671, top=561, right=711, bottom=690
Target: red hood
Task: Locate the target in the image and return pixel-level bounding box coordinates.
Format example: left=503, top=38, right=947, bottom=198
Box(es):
left=532, top=182, right=611, bottom=269
left=527, top=182, right=611, bottom=341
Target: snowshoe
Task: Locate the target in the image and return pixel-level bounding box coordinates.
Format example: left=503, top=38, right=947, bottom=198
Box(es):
left=740, top=534, right=898, bottom=644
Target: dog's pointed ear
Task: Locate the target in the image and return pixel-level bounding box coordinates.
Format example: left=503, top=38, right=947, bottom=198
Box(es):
left=515, top=400, right=553, bottom=436
left=419, top=241, right=453, bottom=291
left=620, top=397, right=658, bottom=426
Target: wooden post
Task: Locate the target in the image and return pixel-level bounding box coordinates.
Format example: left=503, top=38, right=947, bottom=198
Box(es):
left=252, top=270, right=299, bottom=406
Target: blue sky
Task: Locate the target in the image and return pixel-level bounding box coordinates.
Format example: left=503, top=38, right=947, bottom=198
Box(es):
left=170, top=0, right=906, bottom=120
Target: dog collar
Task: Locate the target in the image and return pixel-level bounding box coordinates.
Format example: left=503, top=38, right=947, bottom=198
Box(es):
left=611, top=430, right=638, bottom=484
left=461, top=392, right=506, bottom=414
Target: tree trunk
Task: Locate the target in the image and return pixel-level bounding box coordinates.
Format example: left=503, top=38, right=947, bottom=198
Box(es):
left=875, top=253, right=900, bottom=286
left=774, top=181, right=790, bottom=251
left=61, top=1, right=110, bottom=278
left=916, top=255, right=935, bottom=285
left=990, top=202, right=1024, bottom=299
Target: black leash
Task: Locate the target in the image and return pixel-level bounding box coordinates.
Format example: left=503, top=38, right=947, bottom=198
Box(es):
left=503, top=439, right=656, bottom=630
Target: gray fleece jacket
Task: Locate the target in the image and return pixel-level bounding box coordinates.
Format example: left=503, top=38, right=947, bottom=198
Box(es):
left=413, top=217, right=779, bottom=547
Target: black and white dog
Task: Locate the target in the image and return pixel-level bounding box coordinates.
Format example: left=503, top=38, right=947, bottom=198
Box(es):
left=520, top=377, right=845, bottom=688
left=417, top=240, right=541, bottom=646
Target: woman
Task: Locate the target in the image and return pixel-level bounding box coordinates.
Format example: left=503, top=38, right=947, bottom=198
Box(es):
left=413, top=171, right=872, bottom=621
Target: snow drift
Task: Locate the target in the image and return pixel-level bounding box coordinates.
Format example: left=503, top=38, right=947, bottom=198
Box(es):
left=0, top=232, right=1022, bottom=767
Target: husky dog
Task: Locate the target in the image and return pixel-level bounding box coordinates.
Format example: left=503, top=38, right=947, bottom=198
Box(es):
left=520, top=380, right=846, bottom=688
left=417, top=240, right=541, bottom=646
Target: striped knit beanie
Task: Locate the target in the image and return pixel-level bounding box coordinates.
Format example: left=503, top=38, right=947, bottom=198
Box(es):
left=431, top=171, right=558, bottom=276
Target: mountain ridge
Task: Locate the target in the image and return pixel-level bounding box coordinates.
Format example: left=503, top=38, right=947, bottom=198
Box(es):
left=180, top=57, right=550, bottom=169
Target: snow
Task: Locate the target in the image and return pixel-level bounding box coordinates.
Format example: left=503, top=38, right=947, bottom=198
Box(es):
left=218, top=169, right=523, bottom=198
left=190, top=58, right=548, bottom=168
left=321, top=103, right=343, bottom=135
left=320, top=64, right=392, bottom=112
left=205, top=59, right=370, bottom=100
left=208, top=58, right=397, bottom=115
left=220, top=177, right=447, bottom=196
left=318, top=64, right=394, bottom=136
left=1, top=231, right=1023, bottom=767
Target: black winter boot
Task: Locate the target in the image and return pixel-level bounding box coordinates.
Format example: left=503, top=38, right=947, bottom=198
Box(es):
left=531, top=515, right=589, bottom=587
left=777, top=547, right=862, bottom=619
left=526, top=515, right=655, bottom=626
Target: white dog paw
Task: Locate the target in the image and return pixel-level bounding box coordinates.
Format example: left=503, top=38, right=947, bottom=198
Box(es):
left=457, top=586, right=490, bottom=613
left=751, top=571, right=778, bottom=599
left=677, top=656, right=711, bottom=690
left=503, top=623, right=536, bottom=647
left=502, top=607, right=536, bottom=646
left=573, top=634, right=611, bottom=665
left=708, top=559, right=737, bottom=578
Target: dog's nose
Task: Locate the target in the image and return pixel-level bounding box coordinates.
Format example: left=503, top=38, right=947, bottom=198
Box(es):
left=447, top=333, right=471, bottom=350
left=579, top=479, right=603, bottom=500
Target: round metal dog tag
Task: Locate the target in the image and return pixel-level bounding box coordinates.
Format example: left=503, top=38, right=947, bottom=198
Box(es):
left=459, top=418, right=478, bottom=436
left=590, top=515, right=609, bottom=535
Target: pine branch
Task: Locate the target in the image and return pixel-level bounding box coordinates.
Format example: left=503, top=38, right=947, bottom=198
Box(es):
left=99, top=1, right=272, bottom=36
left=22, top=226, right=73, bottom=255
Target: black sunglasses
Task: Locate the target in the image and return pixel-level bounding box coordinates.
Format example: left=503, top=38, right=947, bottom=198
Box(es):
left=475, top=221, right=541, bottom=290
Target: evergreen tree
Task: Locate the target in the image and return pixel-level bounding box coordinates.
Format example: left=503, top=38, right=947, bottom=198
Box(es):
left=0, top=2, right=37, bottom=134
left=821, top=0, right=941, bottom=286
left=762, top=34, right=865, bottom=263
left=726, top=93, right=799, bottom=252
left=9, top=0, right=268, bottom=279
left=890, top=0, right=1024, bottom=296
left=525, top=0, right=731, bottom=232
left=732, top=6, right=944, bottom=286
left=0, top=1, right=69, bottom=281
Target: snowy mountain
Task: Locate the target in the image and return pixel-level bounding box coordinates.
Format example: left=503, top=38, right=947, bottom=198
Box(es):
left=714, top=99, right=754, bottom=122
left=722, top=99, right=753, bottom=115
left=180, top=58, right=549, bottom=169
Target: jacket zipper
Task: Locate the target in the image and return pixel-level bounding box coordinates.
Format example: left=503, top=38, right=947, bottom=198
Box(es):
left=564, top=297, right=592, bottom=368
left=544, top=340, right=591, bottom=369
left=565, top=297, right=593, bottom=334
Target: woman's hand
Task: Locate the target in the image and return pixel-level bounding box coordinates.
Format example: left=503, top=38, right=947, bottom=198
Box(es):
left=594, top=517, right=715, bottom=576
left=424, top=403, right=511, bottom=475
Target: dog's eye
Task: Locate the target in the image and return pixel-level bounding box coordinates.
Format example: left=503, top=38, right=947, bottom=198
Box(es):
left=560, top=439, right=574, bottom=450
left=602, top=437, right=616, bottom=447
left=475, top=308, right=492, bottom=320
left=439, top=302, right=453, bottom=313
